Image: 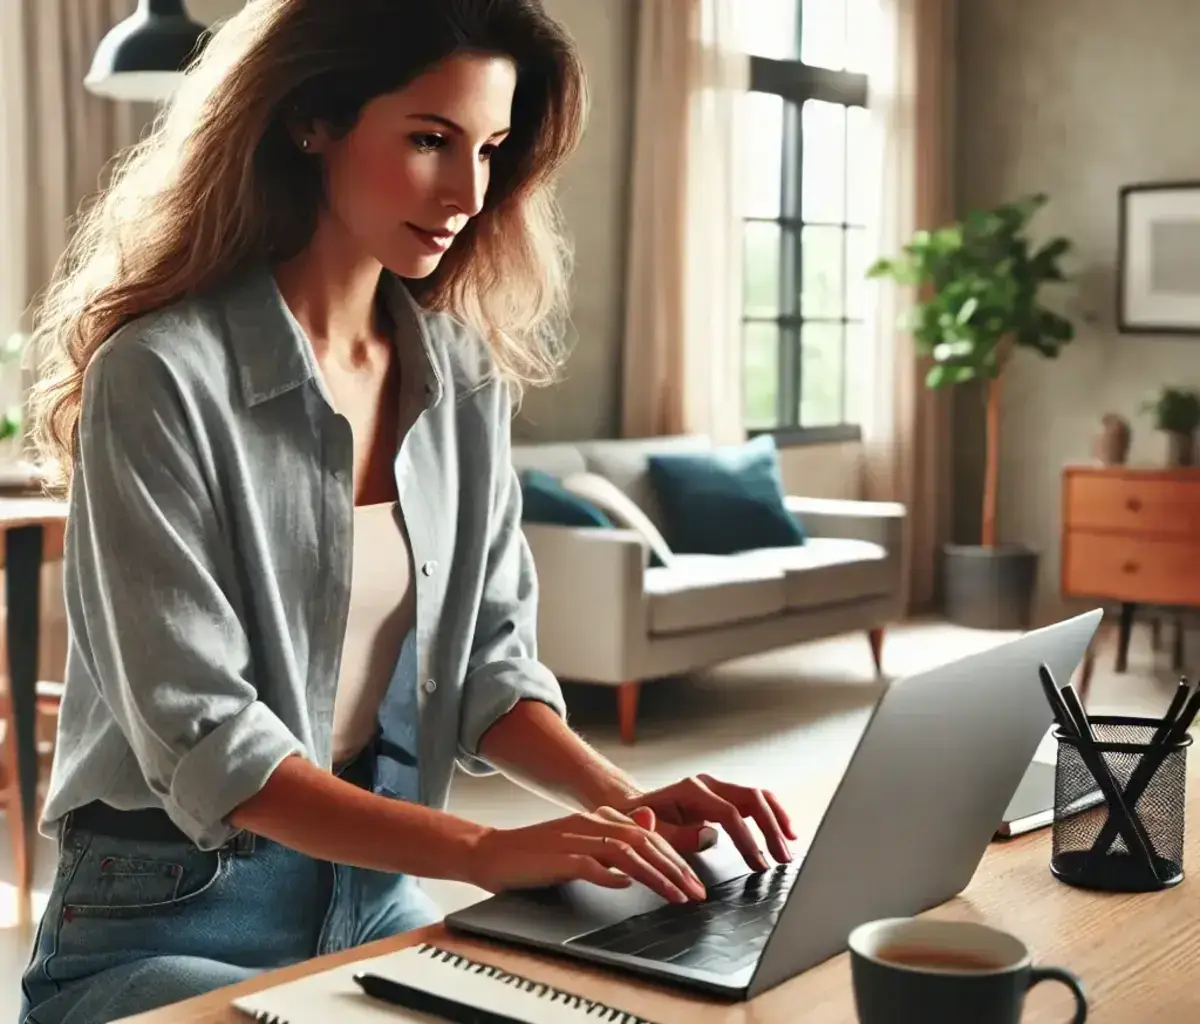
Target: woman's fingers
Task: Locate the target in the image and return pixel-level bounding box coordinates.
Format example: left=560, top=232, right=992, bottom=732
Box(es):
left=744, top=789, right=791, bottom=863
left=696, top=776, right=791, bottom=864
left=762, top=788, right=798, bottom=841
left=555, top=854, right=633, bottom=890
left=593, top=808, right=706, bottom=900
left=565, top=835, right=690, bottom=904
left=682, top=780, right=768, bottom=871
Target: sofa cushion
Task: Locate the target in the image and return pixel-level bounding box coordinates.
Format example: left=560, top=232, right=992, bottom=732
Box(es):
left=561, top=472, right=674, bottom=568
left=511, top=442, right=587, bottom=479
left=520, top=469, right=613, bottom=529
left=646, top=435, right=806, bottom=555
left=579, top=435, right=712, bottom=533
left=644, top=554, right=786, bottom=635
left=737, top=537, right=890, bottom=610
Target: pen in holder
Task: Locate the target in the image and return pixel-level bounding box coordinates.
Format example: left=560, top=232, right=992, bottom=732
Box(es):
left=1050, top=715, right=1190, bottom=892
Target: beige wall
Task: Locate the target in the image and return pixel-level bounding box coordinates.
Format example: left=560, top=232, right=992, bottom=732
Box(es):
left=954, top=0, right=1200, bottom=611
left=778, top=443, right=863, bottom=500
left=186, top=0, right=240, bottom=24
left=511, top=0, right=635, bottom=443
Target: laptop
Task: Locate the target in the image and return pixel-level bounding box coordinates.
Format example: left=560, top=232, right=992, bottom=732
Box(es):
left=996, top=759, right=1104, bottom=838
left=446, top=608, right=1104, bottom=1001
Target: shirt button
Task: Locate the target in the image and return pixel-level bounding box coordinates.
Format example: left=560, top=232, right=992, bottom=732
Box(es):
left=423, top=679, right=438, bottom=695
left=421, top=561, right=437, bottom=577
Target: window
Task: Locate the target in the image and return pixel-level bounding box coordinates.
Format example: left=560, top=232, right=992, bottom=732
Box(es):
left=739, top=0, right=873, bottom=443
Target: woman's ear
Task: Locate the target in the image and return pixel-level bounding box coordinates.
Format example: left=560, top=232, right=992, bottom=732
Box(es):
left=287, top=115, right=333, bottom=155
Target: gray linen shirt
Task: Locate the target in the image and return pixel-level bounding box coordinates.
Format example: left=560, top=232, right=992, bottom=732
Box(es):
left=40, top=266, right=567, bottom=850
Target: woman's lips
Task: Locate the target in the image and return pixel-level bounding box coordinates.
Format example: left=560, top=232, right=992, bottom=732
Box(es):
left=407, top=223, right=455, bottom=253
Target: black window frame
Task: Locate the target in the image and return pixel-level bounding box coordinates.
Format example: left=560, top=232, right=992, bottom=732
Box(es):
left=742, top=8, right=869, bottom=447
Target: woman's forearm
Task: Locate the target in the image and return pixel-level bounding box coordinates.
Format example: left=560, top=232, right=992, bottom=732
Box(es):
left=478, top=699, right=644, bottom=811
left=229, top=754, right=486, bottom=880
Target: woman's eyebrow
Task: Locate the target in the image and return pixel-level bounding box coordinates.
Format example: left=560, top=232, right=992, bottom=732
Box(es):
left=406, top=113, right=511, bottom=140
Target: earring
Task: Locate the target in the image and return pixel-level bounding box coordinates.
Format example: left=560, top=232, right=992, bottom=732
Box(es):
left=301, top=137, right=310, bottom=151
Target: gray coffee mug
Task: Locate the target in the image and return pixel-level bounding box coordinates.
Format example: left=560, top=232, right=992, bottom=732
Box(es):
left=848, top=918, right=1087, bottom=1024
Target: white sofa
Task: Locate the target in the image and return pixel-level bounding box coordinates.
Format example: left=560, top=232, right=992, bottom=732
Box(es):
left=512, top=435, right=907, bottom=743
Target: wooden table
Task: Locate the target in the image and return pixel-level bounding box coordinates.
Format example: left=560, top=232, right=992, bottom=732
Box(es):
left=0, top=497, right=70, bottom=924
left=119, top=757, right=1200, bottom=1024
left=1061, top=465, right=1200, bottom=698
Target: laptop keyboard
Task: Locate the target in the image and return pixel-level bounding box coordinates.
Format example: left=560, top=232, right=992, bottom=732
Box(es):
left=566, top=861, right=801, bottom=975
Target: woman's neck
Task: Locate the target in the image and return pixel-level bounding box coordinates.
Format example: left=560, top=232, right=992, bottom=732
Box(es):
left=273, top=222, right=389, bottom=360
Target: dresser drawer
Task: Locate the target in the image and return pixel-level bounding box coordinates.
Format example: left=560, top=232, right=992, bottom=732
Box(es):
left=1064, top=474, right=1200, bottom=538
left=1063, top=532, right=1200, bottom=605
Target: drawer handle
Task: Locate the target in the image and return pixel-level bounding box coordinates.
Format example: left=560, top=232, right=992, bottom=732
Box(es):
left=1122, top=561, right=1139, bottom=574
left=1126, top=497, right=1143, bottom=512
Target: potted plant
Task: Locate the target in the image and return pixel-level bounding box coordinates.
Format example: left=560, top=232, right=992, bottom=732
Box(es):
left=868, top=193, right=1074, bottom=629
left=0, top=333, right=26, bottom=449
left=1143, top=387, right=1200, bottom=467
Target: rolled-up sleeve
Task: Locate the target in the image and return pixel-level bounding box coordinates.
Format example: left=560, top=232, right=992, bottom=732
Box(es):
left=67, top=337, right=306, bottom=848
left=456, top=392, right=566, bottom=775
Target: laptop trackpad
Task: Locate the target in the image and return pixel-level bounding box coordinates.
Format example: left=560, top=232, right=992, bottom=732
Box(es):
left=451, top=836, right=752, bottom=945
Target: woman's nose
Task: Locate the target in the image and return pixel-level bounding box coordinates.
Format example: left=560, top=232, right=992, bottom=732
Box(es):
left=443, top=156, right=487, bottom=217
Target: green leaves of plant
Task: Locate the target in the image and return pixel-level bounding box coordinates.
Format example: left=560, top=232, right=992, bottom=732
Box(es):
left=1143, top=388, right=1200, bottom=434
left=869, top=193, right=1075, bottom=388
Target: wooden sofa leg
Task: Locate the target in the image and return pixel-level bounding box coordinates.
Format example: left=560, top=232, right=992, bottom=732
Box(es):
left=868, top=628, right=885, bottom=675
left=617, top=682, right=640, bottom=745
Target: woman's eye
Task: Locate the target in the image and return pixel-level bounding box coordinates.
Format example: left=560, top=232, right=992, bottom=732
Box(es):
left=410, top=133, right=447, bottom=153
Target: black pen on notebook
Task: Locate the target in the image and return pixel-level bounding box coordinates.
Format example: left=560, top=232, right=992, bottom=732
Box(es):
left=353, top=971, right=525, bottom=1024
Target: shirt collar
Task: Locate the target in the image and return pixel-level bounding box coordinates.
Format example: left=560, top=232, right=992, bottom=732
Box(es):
left=220, top=265, right=444, bottom=410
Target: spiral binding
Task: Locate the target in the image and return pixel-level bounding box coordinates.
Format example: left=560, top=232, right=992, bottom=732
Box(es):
left=249, top=942, right=659, bottom=1024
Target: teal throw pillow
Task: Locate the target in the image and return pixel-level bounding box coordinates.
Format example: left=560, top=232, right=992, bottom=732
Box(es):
left=519, top=468, right=613, bottom=529
left=646, top=434, right=806, bottom=555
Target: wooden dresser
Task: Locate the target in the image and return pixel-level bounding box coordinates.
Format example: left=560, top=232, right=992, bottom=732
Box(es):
left=1061, top=465, right=1200, bottom=693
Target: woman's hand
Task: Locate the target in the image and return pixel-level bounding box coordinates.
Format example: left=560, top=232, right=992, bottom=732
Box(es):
left=611, top=775, right=797, bottom=871
left=465, top=806, right=708, bottom=904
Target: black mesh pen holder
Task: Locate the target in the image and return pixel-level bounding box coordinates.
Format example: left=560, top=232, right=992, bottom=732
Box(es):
left=1051, top=716, right=1190, bottom=893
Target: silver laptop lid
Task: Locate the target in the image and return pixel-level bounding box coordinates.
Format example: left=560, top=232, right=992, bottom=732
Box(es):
left=748, top=609, right=1102, bottom=998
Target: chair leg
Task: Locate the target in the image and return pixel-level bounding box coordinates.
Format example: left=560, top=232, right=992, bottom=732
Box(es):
left=617, top=682, right=640, bottom=745
left=1115, top=602, right=1136, bottom=673
left=868, top=628, right=885, bottom=675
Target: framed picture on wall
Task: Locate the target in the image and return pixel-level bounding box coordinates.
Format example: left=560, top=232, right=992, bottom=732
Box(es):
left=1118, top=181, right=1200, bottom=334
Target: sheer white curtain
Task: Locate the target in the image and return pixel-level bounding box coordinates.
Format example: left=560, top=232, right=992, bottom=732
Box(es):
left=860, top=0, right=957, bottom=613
left=619, top=0, right=748, bottom=443
left=0, top=0, right=139, bottom=342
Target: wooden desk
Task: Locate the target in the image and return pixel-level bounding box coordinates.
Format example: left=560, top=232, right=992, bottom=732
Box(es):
left=0, top=498, right=70, bottom=924
left=1062, top=465, right=1200, bottom=697
left=118, top=761, right=1200, bottom=1024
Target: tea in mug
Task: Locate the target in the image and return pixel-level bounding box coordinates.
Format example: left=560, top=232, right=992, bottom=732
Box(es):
left=875, top=945, right=1005, bottom=973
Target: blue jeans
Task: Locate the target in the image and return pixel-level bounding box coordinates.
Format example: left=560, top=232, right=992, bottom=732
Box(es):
left=20, top=638, right=440, bottom=1024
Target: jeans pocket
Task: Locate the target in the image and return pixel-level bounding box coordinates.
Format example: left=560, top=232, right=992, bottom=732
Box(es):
left=63, top=835, right=226, bottom=920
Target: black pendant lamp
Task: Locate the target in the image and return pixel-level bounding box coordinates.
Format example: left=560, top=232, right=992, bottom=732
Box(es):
left=85, top=0, right=209, bottom=103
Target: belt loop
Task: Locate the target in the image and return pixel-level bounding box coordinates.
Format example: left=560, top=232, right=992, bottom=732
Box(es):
left=231, top=830, right=257, bottom=857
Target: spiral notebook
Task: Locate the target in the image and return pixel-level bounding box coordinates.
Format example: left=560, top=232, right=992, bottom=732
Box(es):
left=232, top=942, right=659, bottom=1024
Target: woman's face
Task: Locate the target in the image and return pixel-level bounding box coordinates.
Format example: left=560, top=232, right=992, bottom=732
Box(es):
left=309, top=52, right=517, bottom=279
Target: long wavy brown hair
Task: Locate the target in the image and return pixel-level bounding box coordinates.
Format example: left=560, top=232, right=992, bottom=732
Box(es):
left=28, top=0, right=587, bottom=491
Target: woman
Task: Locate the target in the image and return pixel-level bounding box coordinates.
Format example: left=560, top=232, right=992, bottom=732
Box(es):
left=20, top=2, right=795, bottom=1021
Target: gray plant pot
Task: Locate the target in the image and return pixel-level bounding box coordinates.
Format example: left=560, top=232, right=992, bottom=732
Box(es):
left=942, top=543, right=1040, bottom=630
left=1166, top=430, right=1196, bottom=467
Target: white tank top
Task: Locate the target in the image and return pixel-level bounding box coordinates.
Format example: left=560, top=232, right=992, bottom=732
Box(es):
left=330, top=501, right=415, bottom=763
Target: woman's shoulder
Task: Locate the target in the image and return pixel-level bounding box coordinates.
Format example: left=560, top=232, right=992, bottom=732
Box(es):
left=86, top=285, right=236, bottom=401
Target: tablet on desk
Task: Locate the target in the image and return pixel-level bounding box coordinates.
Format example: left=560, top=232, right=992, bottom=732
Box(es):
left=996, top=759, right=1104, bottom=838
